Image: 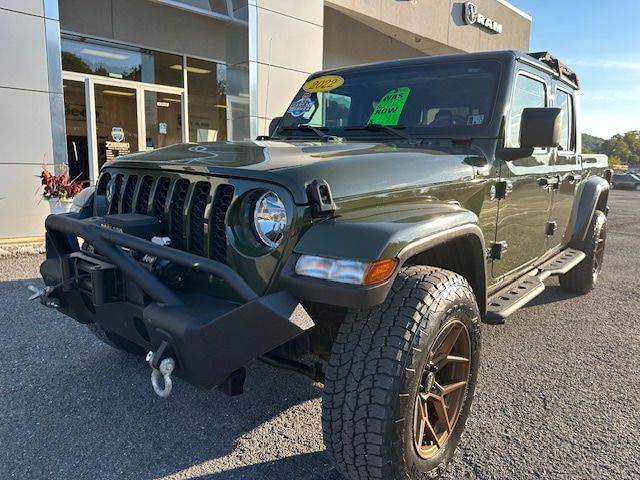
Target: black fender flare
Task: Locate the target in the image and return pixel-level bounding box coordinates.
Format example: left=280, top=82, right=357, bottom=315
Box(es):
left=286, top=204, right=487, bottom=312
left=569, top=176, right=610, bottom=244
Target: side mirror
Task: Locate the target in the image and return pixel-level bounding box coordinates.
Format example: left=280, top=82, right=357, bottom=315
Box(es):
left=268, top=117, right=282, bottom=137
left=519, top=107, right=562, bottom=149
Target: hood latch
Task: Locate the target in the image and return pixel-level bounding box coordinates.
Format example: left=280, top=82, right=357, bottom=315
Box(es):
left=307, top=179, right=336, bottom=218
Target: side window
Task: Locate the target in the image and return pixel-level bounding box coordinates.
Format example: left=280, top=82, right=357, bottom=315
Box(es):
left=508, top=74, right=546, bottom=147
left=555, top=89, right=574, bottom=151
left=308, top=92, right=352, bottom=127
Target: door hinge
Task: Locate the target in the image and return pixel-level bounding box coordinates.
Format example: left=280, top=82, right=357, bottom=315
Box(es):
left=487, top=241, right=508, bottom=260
left=546, top=221, right=558, bottom=236
left=491, top=180, right=513, bottom=200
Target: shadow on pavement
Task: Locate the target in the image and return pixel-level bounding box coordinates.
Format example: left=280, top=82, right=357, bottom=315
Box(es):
left=190, top=451, right=341, bottom=480
left=0, top=275, right=327, bottom=480
left=524, top=282, right=579, bottom=308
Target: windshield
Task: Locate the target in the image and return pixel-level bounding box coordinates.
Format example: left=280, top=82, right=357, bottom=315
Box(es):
left=277, top=60, right=502, bottom=139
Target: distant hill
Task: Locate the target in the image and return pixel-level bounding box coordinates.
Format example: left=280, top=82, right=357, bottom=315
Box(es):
left=582, top=133, right=605, bottom=152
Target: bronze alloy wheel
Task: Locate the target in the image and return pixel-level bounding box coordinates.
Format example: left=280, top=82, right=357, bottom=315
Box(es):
left=413, top=319, right=472, bottom=460
left=592, top=227, right=606, bottom=282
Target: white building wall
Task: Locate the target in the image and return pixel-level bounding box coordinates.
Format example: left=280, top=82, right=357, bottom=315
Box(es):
left=0, top=0, right=63, bottom=239
left=248, top=0, right=324, bottom=138
left=323, top=7, right=426, bottom=70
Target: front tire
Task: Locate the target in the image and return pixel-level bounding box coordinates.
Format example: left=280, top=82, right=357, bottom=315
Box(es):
left=559, top=210, right=607, bottom=294
left=322, top=266, right=481, bottom=480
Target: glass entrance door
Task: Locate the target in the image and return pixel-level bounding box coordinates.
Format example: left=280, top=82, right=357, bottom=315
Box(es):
left=63, top=72, right=186, bottom=183
left=93, top=84, right=139, bottom=168
left=143, top=91, right=183, bottom=150
left=63, top=79, right=90, bottom=184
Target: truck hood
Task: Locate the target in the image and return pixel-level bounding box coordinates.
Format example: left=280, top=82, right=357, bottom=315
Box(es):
left=106, top=141, right=481, bottom=204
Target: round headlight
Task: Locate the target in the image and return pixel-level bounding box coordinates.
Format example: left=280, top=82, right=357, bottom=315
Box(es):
left=253, top=191, right=287, bottom=248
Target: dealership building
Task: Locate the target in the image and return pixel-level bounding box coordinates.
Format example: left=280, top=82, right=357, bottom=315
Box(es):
left=0, top=0, right=530, bottom=240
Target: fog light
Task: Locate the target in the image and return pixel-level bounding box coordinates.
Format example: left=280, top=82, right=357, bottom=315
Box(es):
left=295, top=255, right=397, bottom=286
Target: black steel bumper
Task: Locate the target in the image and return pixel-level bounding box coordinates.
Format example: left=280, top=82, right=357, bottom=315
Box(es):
left=42, top=213, right=314, bottom=390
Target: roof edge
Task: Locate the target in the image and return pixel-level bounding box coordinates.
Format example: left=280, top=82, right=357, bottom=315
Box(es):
left=494, top=0, right=532, bottom=21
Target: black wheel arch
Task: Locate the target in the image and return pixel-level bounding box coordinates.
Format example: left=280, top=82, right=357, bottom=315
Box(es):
left=569, top=176, right=610, bottom=244
left=398, top=224, right=487, bottom=315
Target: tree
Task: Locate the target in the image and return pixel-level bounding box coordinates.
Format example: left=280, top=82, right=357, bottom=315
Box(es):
left=593, top=131, right=640, bottom=167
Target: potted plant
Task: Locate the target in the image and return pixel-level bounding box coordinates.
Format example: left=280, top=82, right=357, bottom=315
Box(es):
left=40, top=167, right=84, bottom=214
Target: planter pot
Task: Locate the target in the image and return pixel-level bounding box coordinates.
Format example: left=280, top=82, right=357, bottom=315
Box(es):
left=48, top=197, right=74, bottom=215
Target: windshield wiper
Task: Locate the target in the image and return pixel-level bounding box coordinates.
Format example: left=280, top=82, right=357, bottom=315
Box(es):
left=281, top=124, right=335, bottom=141
left=343, top=124, right=412, bottom=139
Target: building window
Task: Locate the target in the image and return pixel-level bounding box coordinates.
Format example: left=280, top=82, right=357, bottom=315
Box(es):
left=61, top=36, right=183, bottom=87
left=187, top=58, right=228, bottom=141
left=173, top=0, right=228, bottom=15
left=152, top=0, right=249, bottom=19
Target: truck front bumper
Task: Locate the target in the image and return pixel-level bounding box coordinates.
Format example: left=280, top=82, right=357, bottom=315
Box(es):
left=41, top=213, right=314, bottom=390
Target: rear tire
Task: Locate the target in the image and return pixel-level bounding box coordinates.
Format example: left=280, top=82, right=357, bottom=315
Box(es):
left=322, top=266, right=481, bottom=480
left=559, top=210, right=607, bottom=294
left=87, top=323, right=147, bottom=355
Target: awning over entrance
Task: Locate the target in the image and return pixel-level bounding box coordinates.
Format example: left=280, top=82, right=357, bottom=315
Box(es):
left=325, top=0, right=531, bottom=55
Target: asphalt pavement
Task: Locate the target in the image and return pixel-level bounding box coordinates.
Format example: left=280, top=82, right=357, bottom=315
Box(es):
left=1, top=190, right=639, bottom=480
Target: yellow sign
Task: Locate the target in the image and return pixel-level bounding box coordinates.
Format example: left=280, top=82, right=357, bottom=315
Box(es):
left=303, top=75, right=344, bottom=93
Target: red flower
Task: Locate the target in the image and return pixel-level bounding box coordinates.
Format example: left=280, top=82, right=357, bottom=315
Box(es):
left=40, top=166, right=84, bottom=200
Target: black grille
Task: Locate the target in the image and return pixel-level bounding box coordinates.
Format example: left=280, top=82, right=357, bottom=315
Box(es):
left=170, top=179, right=190, bottom=250
left=189, top=182, right=211, bottom=256
left=136, top=176, right=153, bottom=214
left=211, top=184, right=234, bottom=263
left=121, top=175, right=138, bottom=213
left=102, top=173, right=232, bottom=262
left=108, top=174, right=123, bottom=214
left=153, top=177, right=170, bottom=221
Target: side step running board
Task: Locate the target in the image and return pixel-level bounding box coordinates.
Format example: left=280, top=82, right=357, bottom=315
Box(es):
left=484, top=248, right=585, bottom=324
left=537, top=248, right=586, bottom=279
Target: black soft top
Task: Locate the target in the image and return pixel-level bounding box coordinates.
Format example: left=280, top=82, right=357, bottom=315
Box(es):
left=316, top=50, right=579, bottom=90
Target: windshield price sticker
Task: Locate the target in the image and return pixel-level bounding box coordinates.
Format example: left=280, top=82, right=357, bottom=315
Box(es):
left=368, top=87, right=411, bottom=126
left=303, top=75, right=344, bottom=93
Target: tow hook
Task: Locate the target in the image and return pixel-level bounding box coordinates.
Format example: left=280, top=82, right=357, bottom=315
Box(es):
left=146, top=350, right=176, bottom=398
left=27, top=285, right=61, bottom=308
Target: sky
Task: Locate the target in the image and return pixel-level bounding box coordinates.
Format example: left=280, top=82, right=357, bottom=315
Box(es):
left=510, top=0, right=639, bottom=139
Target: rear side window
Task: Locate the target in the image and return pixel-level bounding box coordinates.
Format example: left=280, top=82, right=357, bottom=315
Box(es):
left=555, top=89, right=574, bottom=151
left=508, top=74, right=546, bottom=147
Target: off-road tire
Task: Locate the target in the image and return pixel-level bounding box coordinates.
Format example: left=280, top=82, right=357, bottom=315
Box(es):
left=559, top=210, right=607, bottom=294
left=87, top=323, right=147, bottom=355
left=322, top=266, right=481, bottom=480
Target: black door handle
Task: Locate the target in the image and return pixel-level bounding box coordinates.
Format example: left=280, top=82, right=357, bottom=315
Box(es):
left=537, top=176, right=560, bottom=188
left=566, top=173, right=582, bottom=183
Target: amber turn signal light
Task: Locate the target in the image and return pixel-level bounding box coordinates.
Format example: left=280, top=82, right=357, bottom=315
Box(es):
left=363, top=258, right=398, bottom=286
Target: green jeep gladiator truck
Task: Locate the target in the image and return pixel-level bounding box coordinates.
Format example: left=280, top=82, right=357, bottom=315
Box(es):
left=36, top=51, right=610, bottom=479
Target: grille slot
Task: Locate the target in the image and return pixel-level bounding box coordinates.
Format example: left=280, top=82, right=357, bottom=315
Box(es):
left=121, top=175, right=138, bottom=213
left=210, top=184, right=234, bottom=263
left=153, top=177, right=171, bottom=221
left=136, top=176, right=153, bottom=214
left=189, top=181, right=212, bottom=256
left=103, top=173, right=233, bottom=262
left=108, top=174, right=123, bottom=214
left=170, top=179, right=190, bottom=250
